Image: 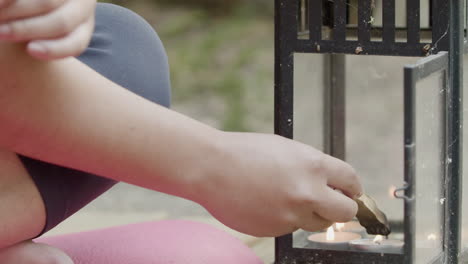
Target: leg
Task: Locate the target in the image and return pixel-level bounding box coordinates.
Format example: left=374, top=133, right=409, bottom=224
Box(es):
left=0, top=0, right=210, bottom=202
left=0, top=146, right=73, bottom=264
left=20, top=3, right=171, bottom=236
left=37, top=220, right=263, bottom=264
left=0, top=147, right=46, bottom=247
left=0, top=3, right=171, bottom=263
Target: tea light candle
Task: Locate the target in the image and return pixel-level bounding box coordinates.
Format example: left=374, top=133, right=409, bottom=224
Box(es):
left=307, top=226, right=362, bottom=250
left=336, top=221, right=367, bottom=237
left=349, top=235, right=403, bottom=254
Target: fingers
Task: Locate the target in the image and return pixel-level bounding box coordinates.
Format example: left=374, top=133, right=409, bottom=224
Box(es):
left=314, top=187, right=358, bottom=223
left=27, top=16, right=94, bottom=60
left=0, top=0, right=94, bottom=42
left=299, top=212, right=334, bottom=232
left=0, top=0, right=96, bottom=59
left=322, top=155, right=362, bottom=199
left=0, top=0, right=66, bottom=22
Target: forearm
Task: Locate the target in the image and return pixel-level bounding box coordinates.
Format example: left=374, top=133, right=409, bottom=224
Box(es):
left=0, top=43, right=219, bottom=200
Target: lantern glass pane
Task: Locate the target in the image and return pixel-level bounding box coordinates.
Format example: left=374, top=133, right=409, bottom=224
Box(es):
left=345, top=55, right=410, bottom=252
left=413, top=72, right=445, bottom=263
left=346, top=55, right=413, bottom=225
left=293, top=53, right=325, bottom=150
left=292, top=53, right=326, bottom=249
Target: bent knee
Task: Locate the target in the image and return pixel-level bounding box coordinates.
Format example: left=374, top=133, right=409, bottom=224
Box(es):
left=166, top=220, right=263, bottom=263
left=81, top=3, right=171, bottom=108
left=0, top=148, right=45, bottom=248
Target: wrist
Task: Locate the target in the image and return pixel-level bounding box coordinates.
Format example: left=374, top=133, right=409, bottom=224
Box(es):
left=181, top=129, right=229, bottom=204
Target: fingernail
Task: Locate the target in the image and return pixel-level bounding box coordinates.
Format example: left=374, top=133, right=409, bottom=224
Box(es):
left=28, top=43, right=47, bottom=54
left=0, top=24, right=10, bottom=35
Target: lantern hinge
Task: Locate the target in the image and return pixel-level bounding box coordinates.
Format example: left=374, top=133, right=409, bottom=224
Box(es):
left=394, top=183, right=412, bottom=201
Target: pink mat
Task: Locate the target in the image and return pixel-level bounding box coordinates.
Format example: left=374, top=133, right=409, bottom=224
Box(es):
left=36, top=220, right=263, bottom=264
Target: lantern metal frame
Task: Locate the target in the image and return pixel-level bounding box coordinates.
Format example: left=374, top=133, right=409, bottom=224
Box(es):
left=274, top=1, right=465, bottom=263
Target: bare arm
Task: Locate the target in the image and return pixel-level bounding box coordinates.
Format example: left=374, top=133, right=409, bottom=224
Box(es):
left=0, top=43, right=216, bottom=200
left=0, top=43, right=362, bottom=237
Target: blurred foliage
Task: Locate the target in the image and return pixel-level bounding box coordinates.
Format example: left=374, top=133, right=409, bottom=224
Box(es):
left=102, top=0, right=274, bottom=132
left=107, top=0, right=273, bottom=15
left=158, top=0, right=272, bottom=15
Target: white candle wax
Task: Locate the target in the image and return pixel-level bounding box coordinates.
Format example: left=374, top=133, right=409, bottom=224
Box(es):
left=307, top=228, right=362, bottom=251
left=349, top=238, right=403, bottom=254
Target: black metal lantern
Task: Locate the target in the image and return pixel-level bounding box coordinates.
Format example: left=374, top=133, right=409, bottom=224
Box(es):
left=274, top=1, right=465, bottom=263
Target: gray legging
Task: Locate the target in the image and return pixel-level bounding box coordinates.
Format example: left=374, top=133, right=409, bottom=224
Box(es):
left=18, top=3, right=171, bottom=236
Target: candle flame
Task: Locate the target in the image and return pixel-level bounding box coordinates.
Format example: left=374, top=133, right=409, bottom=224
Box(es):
left=389, top=186, right=396, bottom=199
left=427, top=234, right=437, bottom=241
left=326, top=226, right=335, bottom=241
left=373, top=235, right=384, bottom=244
left=335, top=223, right=345, bottom=231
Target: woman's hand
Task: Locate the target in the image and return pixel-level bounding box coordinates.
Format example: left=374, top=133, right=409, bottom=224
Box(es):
left=196, top=132, right=362, bottom=237
left=0, top=0, right=97, bottom=60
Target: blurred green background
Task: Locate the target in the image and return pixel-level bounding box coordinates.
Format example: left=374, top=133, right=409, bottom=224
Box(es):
left=102, top=0, right=275, bottom=132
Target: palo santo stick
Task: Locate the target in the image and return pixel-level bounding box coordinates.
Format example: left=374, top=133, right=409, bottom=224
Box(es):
left=355, top=194, right=391, bottom=236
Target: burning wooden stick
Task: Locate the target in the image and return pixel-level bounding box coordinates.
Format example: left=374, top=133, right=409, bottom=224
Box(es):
left=355, top=194, right=391, bottom=236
